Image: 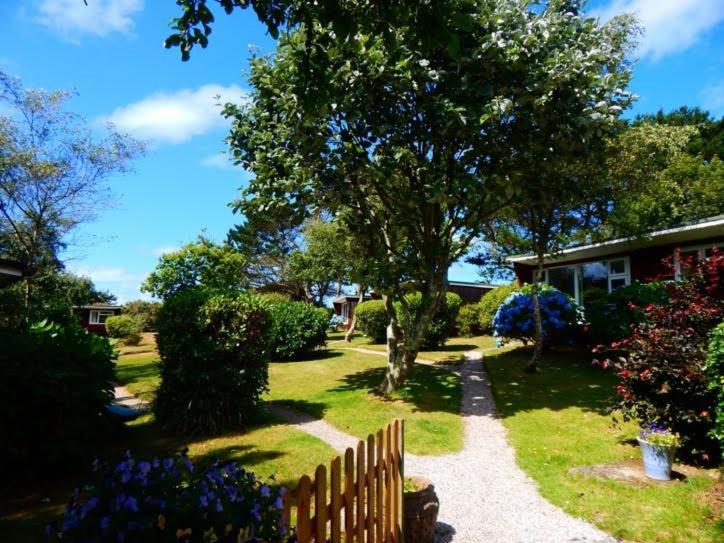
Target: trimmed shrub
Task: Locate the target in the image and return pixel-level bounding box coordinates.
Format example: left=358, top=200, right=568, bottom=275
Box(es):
left=0, top=320, right=116, bottom=473
left=705, top=322, right=724, bottom=447
left=397, top=291, right=462, bottom=349
left=456, top=303, right=483, bottom=337
left=585, top=280, right=669, bottom=344
left=48, top=450, right=287, bottom=542
left=477, top=283, right=517, bottom=334
left=355, top=299, right=388, bottom=343
left=493, top=284, right=579, bottom=345
left=105, top=315, right=142, bottom=345
left=266, top=300, right=329, bottom=360
left=154, top=289, right=272, bottom=435
left=595, top=252, right=724, bottom=464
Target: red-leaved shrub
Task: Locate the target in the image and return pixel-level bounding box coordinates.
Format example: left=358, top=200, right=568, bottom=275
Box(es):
left=594, top=251, right=724, bottom=464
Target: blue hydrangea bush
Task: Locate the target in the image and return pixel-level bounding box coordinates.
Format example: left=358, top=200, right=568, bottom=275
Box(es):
left=492, top=284, right=580, bottom=345
left=47, top=450, right=288, bottom=542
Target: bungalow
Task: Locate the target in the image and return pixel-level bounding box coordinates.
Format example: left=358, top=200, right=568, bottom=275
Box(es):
left=0, top=258, right=28, bottom=287
left=72, top=303, right=122, bottom=335
left=509, top=215, right=724, bottom=307
left=331, top=281, right=496, bottom=328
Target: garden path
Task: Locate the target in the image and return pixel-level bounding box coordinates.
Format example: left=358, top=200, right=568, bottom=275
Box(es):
left=272, top=350, right=616, bottom=543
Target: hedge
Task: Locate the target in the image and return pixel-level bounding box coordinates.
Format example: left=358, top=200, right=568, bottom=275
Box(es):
left=478, top=283, right=517, bottom=334
left=154, top=289, right=271, bottom=435
left=355, top=299, right=388, bottom=343
left=397, top=291, right=462, bottom=349
left=266, top=300, right=329, bottom=360
left=105, top=315, right=142, bottom=345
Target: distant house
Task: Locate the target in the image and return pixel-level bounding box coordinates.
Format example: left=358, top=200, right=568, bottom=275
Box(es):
left=0, top=258, right=27, bottom=287
left=509, top=215, right=724, bottom=307
left=446, top=281, right=496, bottom=304
left=332, top=294, right=375, bottom=329
left=73, top=303, right=122, bottom=335
left=331, top=280, right=496, bottom=329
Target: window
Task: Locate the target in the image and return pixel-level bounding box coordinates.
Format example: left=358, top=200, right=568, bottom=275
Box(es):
left=675, top=243, right=724, bottom=280
left=544, top=257, right=630, bottom=306
left=89, top=310, right=115, bottom=325
left=608, top=259, right=628, bottom=291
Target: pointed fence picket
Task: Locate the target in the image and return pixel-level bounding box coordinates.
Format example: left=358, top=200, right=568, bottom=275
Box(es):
left=283, top=419, right=404, bottom=543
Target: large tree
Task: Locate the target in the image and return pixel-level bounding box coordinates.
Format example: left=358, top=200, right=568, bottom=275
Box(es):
left=0, top=72, right=143, bottom=307
left=213, top=1, right=634, bottom=391
left=142, top=237, right=248, bottom=300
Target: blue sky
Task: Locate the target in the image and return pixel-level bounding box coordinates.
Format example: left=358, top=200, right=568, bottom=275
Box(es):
left=1, top=0, right=723, bottom=302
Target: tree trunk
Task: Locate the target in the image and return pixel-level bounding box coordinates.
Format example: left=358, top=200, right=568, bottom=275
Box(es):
left=527, top=256, right=545, bottom=373
left=344, top=285, right=366, bottom=342
left=380, top=275, right=446, bottom=393
left=380, top=294, right=407, bottom=394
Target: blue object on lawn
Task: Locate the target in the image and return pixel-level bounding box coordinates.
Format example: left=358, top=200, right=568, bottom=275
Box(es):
left=637, top=438, right=675, bottom=481
left=106, top=403, right=142, bottom=422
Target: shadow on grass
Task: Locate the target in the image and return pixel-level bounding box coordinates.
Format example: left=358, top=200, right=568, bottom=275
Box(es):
left=274, top=349, right=344, bottom=363
left=484, top=347, right=616, bottom=418
left=268, top=399, right=328, bottom=421
left=329, top=363, right=461, bottom=415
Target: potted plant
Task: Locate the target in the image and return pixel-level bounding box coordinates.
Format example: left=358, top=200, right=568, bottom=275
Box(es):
left=403, top=476, right=439, bottom=543
left=637, top=423, right=680, bottom=481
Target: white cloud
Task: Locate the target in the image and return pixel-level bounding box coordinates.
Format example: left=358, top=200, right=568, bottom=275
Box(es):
left=73, top=266, right=145, bottom=283
left=201, top=153, right=243, bottom=171
left=594, top=0, right=724, bottom=60
left=34, top=0, right=143, bottom=41
left=103, top=84, right=247, bottom=144
left=700, top=80, right=724, bottom=115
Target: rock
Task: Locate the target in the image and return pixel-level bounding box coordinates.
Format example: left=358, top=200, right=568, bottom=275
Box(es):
left=569, top=459, right=720, bottom=486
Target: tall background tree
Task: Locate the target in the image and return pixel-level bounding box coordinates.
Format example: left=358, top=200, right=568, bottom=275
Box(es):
left=207, top=1, right=636, bottom=391
left=0, top=72, right=143, bottom=312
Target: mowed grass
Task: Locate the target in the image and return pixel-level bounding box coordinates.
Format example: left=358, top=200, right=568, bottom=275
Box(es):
left=2, top=355, right=337, bottom=543
left=328, top=332, right=497, bottom=362
left=485, top=348, right=722, bottom=543
left=267, top=348, right=463, bottom=455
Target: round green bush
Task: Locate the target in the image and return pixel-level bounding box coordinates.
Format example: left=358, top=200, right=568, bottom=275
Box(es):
left=154, top=289, right=272, bottom=435
left=397, top=291, right=462, bottom=349
left=456, top=303, right=483, bottom=337
left=105, top=315, right=142, bottom=345
left=585, top=280, right=669, bottom=344
left=266, top=300, right=329, bottom=360
left=354, top=299, right=388, bottom=343
left=477, top=283, right=517, bottom=334
left=0, top=320, right=116, bottom=473
left=258, top=292, right=292, bottom=304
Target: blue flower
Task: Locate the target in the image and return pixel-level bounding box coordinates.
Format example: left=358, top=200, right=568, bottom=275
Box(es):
left=123, top=496, right=138, bottom=513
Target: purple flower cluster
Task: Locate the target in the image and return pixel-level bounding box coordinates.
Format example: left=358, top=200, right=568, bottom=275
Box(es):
left=493, top=285, right=577, bottom=343
left=639, top=422, right=668, bottom=440
left=46, top=450, right=287, bottom=542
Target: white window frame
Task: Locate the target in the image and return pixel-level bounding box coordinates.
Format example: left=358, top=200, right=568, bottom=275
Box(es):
left=674, top=242, right=724, bottom=280
left=341, top=303, right=349, bottom=321
left=89, top=310, right=115, bottom=325
left=544, top=256, right=630, bottom=306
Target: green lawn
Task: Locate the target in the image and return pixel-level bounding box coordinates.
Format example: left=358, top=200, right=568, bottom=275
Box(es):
left=267, top=347, right=463, bottom=455
left=328, top=332, right=498, bottom=362
left=484, top=348, right=722, bottom=543
left=115, top=351, right=160, bottom=400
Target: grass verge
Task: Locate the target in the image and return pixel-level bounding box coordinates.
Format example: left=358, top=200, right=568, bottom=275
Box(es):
left=484, top=348, right=722, bottom=543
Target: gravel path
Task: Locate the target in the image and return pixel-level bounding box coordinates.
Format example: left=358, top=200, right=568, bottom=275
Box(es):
left=272, top=350, right=616, bottom=543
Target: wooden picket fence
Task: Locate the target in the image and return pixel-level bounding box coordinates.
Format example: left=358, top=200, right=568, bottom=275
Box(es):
left=283, top=419, right=405, bottom=543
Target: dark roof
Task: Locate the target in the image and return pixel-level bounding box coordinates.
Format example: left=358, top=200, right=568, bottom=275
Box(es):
left=332, top=295, right=373, bottom=304
left=72, top=303, right=122, bottom=310
left=509, top=214, right=724, bottom=266
left=448, top=281, right=497, bottom=289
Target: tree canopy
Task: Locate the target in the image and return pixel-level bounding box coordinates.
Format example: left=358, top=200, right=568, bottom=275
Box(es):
left=142, top=237, right=249, bottom=300
left=0, top=71, right=143, bottom=306
left=220, top=0, right=636, bottom=390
